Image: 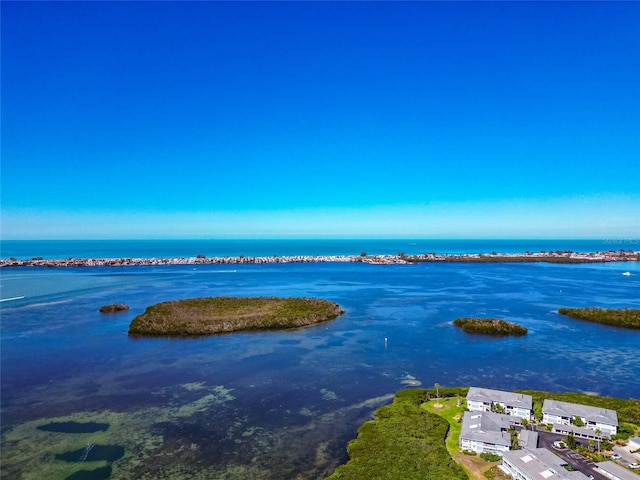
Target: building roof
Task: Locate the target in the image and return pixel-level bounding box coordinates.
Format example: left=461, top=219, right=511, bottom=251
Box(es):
left=502, top=448, right=589, bottom=480
left=467, top=387, right=533, bottom=409
left=542, top=399, right=618, bottom=426
left=460, top=411, right=512, bottom=447
left=518, top=429, right=539, bottom=449
left=596, top=461, right=639, bottom=480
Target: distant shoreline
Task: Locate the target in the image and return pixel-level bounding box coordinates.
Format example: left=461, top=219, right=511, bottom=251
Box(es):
left=1, top=250, right=638, bottom=267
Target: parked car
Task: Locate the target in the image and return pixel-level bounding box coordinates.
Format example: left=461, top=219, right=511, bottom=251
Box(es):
left=609, top=453, right=621, bottom=460
left=628, top=463, right=639, bottom=469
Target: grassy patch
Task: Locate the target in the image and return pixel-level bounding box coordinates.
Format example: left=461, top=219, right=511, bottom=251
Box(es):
left=422, top=397, right=465, bottom=453
left=128, top=296, right=344, bottom=336
left=558, top=307, right=640, bottom=329
left=453, top=318, right=527, bottom=336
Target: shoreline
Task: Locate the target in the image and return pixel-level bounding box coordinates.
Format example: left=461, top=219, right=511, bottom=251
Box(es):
left=1, top=250, right=638, bottom=267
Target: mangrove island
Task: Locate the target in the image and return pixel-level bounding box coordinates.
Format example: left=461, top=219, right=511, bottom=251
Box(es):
left=128, top=296, right=344, bottom=336
left=99, top=303, right=129, bottom=313
left=558, top=307, right=640, bottom=329
left=453, top=318, right=528, bottom=336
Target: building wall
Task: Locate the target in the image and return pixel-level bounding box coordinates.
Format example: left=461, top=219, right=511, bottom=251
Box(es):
left=460, top=437, right=510, bottom=455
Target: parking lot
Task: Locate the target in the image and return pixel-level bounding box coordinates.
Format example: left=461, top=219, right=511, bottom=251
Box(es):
left=537, top=430, right=607, bottom=480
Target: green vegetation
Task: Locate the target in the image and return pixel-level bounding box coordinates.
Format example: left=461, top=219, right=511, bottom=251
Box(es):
left=558, top=307, right=640, bottom=329
left=453, top=318, right=527, bottom=336
left=128, top=296, right=344, bottom=336
left=516, top=390, right=640, bottom=425
left=99, top=303, right=129, bottom=313
left=327, top=387, right=640, bottom=480
left=479, top=453, right=501, bottom=462
left=325, top=389, right=467, bottom=480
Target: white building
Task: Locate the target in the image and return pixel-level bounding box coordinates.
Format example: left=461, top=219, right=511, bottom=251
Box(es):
left=596, top=461, right=639, bottom=480
left=542, top=399, right=618, bottom=436
left=501, top=448, right=589, bottom=480
left=459, top=411, right=513, bottom=455
left=467, top=387, right=533, bottom=420
left=459, top=410, right=537, bottom=456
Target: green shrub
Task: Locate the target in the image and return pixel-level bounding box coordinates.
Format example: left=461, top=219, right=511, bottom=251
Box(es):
left=479, top=452, right=502, bottom=462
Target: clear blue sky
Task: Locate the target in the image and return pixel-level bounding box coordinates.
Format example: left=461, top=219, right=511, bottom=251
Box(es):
left=2, top=1, right=639, bottom=239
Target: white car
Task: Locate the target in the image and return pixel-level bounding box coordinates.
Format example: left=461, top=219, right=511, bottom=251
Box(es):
left=609, top=453, right=621, bottom=460
left=628, top=463, right=640, bottom=469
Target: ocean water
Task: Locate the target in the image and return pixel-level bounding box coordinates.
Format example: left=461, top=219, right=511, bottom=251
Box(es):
left=1, top=238, right=636, bottom=260
left=1, top=246, right=639, bottom=479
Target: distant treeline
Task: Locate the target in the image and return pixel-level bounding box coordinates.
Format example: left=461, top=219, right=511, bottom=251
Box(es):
left=405, top=255, right=610, bottom=264
left=453, top=318, right=528, bottom=336
left=558, top=307, right=640, bottom=329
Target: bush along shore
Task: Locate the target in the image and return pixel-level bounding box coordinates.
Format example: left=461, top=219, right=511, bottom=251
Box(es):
left=325, top=388, right=468, bottom=480
left=452, top=318, right=528, bottom=336
left=128, top=296, right=344, bottom=336
left=558, top=307, right=640, bottom=329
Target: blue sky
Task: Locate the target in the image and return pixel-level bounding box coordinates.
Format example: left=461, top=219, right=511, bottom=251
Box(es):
left=2, top=1, right=639, bottom=239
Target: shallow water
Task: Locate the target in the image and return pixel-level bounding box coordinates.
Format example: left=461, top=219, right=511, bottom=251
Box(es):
left=1, top=261, right=639, bottom=478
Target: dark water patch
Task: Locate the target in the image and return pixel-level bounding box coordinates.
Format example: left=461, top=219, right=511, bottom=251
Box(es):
left=279, top=339, right=301, bottom=345
left=160, top=358, right=177, bottom=364
left=37, top=421, right=109, bottom=434
left=65, top=465, right=112, bottom=480
left=78, top=382, right=101, bottom=396
left=115, top=368, right=186, bottom=390
left=55, top=444, right=125, bottom=463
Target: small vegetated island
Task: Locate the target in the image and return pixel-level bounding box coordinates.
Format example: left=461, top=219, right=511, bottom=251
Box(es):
left=452, top=317, right=527, bottom=336
left=128, top=296, right=344, bottom=336
left=558, top=307, right=640, bottom=329
left=99, top=303, right=129, bottom=313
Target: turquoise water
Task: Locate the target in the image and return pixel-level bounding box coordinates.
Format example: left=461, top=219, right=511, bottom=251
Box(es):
left=1, top=238, right=634, bottom=260
left=1, top=256, right=639, bottom=478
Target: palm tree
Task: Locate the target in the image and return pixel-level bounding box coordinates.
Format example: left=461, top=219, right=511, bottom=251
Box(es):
left=595, top=428, right=602, bottom=453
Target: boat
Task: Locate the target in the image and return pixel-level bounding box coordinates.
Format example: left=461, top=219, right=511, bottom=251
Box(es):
left=622, top=271, right=631, bottom=276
